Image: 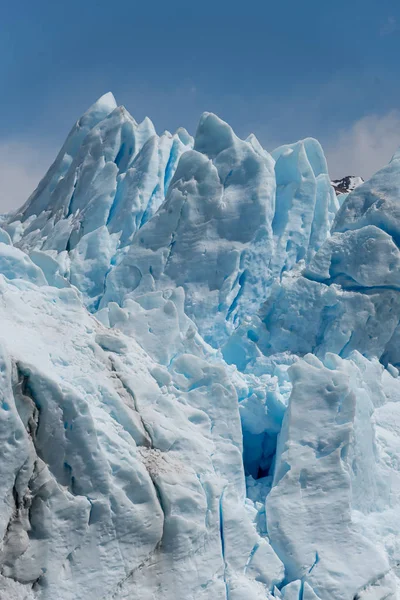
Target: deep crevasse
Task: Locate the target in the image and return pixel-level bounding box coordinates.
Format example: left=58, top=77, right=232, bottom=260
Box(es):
left=0, top=93, right=399, bottom=600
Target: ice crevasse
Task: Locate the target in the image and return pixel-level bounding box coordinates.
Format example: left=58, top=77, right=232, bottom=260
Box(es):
left=0, top=92, right=399, bottom=599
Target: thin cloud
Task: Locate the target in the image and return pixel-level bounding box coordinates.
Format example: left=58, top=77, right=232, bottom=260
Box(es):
left=0, top=140, right=54, bottom=214
left=325, top=111, right=400, bottom=180
left=380, top=16, right=398, bottom=36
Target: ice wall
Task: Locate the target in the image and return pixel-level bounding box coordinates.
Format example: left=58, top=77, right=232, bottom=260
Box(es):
left=0, top=94, right=399, bottom=599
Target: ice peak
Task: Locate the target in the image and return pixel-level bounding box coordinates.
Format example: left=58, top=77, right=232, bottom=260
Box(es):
left=175, top=126, right=193, bottom=146
left=135, top=115, right=157, bottom=145
left=246, top=133, right=269, bottom=158
left=194, top=112, right=237, bottom=158
left=272, top=137, right=328, bottom=178
left=75, top=92, right=118, bottom=134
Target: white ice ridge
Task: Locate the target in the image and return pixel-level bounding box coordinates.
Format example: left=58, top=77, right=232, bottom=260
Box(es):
left=0, top=93, right=399, bottom=599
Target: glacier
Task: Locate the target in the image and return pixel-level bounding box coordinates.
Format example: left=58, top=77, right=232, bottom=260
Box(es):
left=0, top=92, right=399, bottom=599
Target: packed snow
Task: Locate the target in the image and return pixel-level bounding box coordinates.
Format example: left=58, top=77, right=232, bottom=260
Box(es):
left=0, top=93, right=399, bottom=599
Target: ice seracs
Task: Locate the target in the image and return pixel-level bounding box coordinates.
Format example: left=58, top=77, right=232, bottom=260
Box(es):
left=6, top=93, right=193, bottom=311
left=0, top=93, right=400, bottom=599
left=100, top=111, right=278, bottom=345
left=5, top=103, right=338, bottom=346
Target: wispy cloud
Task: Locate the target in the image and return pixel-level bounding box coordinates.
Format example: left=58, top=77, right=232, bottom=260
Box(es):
left=380, top=16, right=398, bottom=36
left=325, top=111, right=400, bottom=179
left=0, top=140, right=54, bottom=214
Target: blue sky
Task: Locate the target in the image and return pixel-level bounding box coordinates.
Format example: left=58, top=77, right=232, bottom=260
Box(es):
left=2, top=0, right=400, bottom=210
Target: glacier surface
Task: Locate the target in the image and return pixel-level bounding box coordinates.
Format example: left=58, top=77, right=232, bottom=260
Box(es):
left=0, top=93, right=399, bottom=599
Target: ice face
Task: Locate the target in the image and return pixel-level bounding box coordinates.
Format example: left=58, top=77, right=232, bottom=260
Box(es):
left=0, top=94, right=400, bottom=600
left=100, top=122, right=338, bottom=348
left=0, top=249, right=285, bottom=600
left=267, top=354, right=390, bottom=599
left=100, top=112, right=277, bottom=345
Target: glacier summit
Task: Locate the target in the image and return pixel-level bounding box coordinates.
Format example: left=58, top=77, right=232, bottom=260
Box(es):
left=0, top=93, right=399, bottom=599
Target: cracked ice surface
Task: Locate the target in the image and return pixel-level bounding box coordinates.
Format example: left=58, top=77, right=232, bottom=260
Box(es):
left=0, top=94, right=400, bottom=599
left=0, top=247, right=282, bottom=599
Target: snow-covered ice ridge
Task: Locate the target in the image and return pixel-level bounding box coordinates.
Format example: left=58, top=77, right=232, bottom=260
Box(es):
left=0, top=93, right=399, bottom=600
